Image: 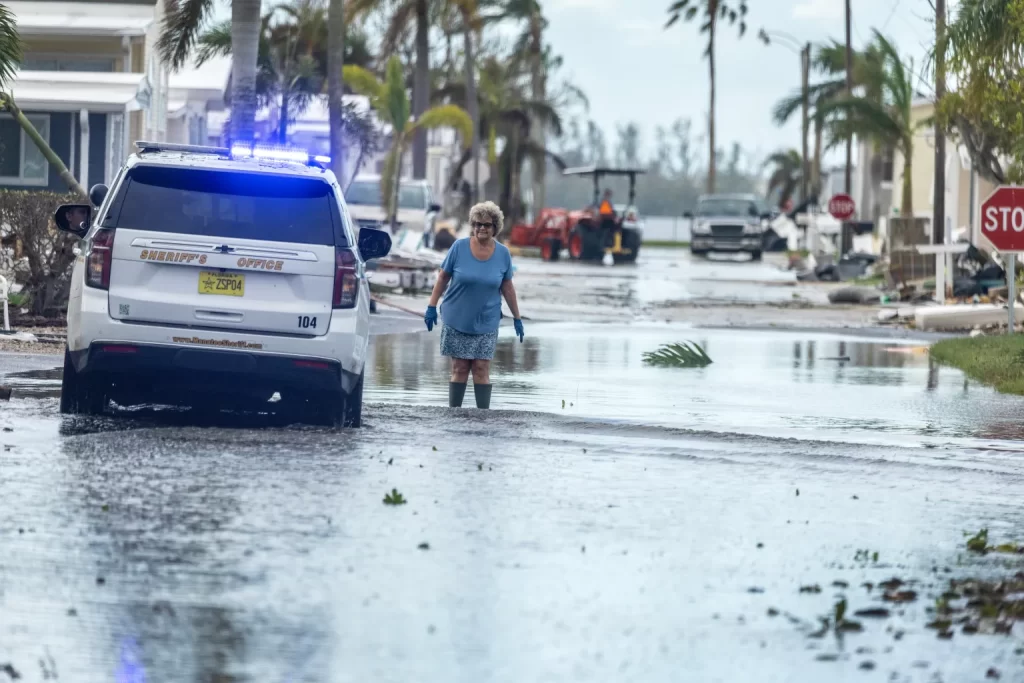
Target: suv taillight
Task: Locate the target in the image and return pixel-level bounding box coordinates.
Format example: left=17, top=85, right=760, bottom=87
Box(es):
left=86, top=228, right=115, bottom=290
left=333, top=247, right=358, bottom=309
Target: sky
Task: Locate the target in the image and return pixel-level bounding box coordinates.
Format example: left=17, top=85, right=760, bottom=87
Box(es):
left=542, top=0, right=941, bottom=166
left=210, top=0, right=941, bottom=166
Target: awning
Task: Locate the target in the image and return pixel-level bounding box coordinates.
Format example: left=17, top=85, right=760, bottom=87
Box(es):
left=6, top=71, right=146, bottom=112
left=5, top=1, right=153, bottom=36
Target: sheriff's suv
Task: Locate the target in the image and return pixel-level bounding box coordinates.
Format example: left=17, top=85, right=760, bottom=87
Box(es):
left=54, top=141, right=392, bottom=427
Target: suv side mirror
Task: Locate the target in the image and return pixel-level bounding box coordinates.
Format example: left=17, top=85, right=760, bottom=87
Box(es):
left=89, top=183, right=109, bottom=208
left=428, top=202, right=442, bottom=213
left=54, top=204, right=92, bottom=237
left=358, top=227, right=392, bottom=261
left=682, top=211, right=694, bottom=219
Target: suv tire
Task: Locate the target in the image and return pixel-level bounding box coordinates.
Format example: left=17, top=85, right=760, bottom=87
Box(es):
left=60, top=348, right=107, bottom=416
left=326, top=371, right=364, bottom=428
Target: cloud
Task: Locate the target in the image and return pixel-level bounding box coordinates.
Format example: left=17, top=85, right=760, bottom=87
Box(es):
left=792, top=0, right=843, bottom=21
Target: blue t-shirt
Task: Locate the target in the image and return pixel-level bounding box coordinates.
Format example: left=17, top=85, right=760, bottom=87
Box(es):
left=439, top=238, right=514, bottom=335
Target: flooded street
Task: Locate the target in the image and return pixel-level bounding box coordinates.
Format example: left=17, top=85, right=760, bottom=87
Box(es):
left=2, top=312, right=1024, bottom=681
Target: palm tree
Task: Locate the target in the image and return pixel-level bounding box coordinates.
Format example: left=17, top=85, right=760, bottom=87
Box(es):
left=434, top=54, right=564, bottom=225
left=327, top=0, right=345, bottom=183
left=771, top=40, right=888, bottom=197
left=159, top=0, right=262, bottom=144
left=763, top=149, right=803, bottom=209
left=483, top=0, right=547, bottom=212
left=0, top=1, right=19, bottom=89
left=665, top=0, right=752, bottom=194
left=348, top=0, right=433, bottom=180
left=343, top=56, right=473, bottom=229
left=818, top=31, right=922, bottom=218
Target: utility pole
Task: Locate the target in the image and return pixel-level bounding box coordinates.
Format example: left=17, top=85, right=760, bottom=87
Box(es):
left=800, top=42, right=810, bottom=203
left=844, top=0, right=853, bottom=196
left=933, top=0, right=947, bottom=245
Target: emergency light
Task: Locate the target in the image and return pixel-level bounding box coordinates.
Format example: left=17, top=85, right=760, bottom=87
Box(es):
left=228, top=142, right=332, bottom=167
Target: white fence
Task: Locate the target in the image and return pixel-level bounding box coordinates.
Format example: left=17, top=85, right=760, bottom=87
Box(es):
left=642, top=216, right=693, bottom=243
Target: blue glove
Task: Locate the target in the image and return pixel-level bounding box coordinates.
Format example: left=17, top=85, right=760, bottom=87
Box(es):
left=425, top=305, right=438, bottom=331
left=513, top=318, right=524, bottom=343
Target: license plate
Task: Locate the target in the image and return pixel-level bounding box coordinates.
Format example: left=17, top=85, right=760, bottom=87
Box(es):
left=198, top=271, right=245, bottom=297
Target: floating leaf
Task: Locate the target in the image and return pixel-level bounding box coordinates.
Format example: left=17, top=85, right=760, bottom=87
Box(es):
left=383, top=488, right=407, bottom=505
left=642, top=341, right=713, bottom=368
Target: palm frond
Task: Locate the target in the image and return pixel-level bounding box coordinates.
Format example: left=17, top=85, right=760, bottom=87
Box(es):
left=413, top=104, right=474, bottom=148
left=194, top=19, right=232, bottom=65
left=0, top=2, right=23, bottom=89
left=342, top=64, right=385, bottom=100
left=382, top=56, right=411, bottom=133
left=818, top=95, right=904, bottom=145
left=158, top=0, right=216, bottom=70
left=642, top=341, right=713, bottom=368
left=381, top=1, right=417, bottom=57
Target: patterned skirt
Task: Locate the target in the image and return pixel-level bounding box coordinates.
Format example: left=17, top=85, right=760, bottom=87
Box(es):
left=439, top=325, right=499, bottom=360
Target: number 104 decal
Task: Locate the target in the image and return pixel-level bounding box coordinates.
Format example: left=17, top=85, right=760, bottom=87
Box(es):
left=298, top=316, right=317, bottom=329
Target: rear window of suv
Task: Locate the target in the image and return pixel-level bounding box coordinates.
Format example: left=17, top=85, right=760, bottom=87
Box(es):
left=108, top=166, right=343, bottom=246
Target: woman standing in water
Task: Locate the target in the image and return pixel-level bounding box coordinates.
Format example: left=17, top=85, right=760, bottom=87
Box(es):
left=424, top=201, right=524, bottom=409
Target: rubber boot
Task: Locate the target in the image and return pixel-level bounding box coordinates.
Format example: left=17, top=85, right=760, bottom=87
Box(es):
left=474, top=383, right=492, bottom=409
left=449, top=382, right=467, bottom=408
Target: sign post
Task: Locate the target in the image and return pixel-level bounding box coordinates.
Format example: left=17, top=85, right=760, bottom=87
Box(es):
left=980, top=186, right=1024, bottom=333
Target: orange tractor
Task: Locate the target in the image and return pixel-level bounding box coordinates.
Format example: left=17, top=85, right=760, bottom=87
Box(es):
left=507, top=166, right=645, bottom=264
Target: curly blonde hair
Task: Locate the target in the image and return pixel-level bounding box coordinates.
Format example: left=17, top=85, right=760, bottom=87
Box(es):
left=468, top=201, right=504, bottom=236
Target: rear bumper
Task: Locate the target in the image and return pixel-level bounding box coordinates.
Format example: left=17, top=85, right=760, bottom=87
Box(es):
left=72, top=342, right=360, bottom=395
left=691, top=236, right=762, bottom=252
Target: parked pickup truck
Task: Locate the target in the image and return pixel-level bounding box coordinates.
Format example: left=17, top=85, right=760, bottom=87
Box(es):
left=684, top=193, right=774, bottom=261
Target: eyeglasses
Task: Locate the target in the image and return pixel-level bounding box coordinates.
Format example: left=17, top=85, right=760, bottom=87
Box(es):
left=472, top=221, right=494, bottom=230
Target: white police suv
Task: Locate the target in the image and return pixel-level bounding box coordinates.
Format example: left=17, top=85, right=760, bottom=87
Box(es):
left=53, top=141, right=392, bottom=427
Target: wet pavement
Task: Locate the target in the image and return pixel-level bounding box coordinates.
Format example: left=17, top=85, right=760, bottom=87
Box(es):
left=2, top=321, right=1024, bottom=682
left=381, top=247, right=882, bottom=331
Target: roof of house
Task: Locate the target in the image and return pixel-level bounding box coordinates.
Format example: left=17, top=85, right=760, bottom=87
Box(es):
left=6, top=1, right=155, bottom=36
left=7, top=71, right=147, bottom=111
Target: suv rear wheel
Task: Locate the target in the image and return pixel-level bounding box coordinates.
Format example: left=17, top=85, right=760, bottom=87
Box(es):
left=60, top=349, right=108, bottom=416
left=319, top=372, right=364, bottom=428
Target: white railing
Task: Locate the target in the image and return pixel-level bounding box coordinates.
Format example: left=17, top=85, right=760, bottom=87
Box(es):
left=0, top=275, right=9, bottom=332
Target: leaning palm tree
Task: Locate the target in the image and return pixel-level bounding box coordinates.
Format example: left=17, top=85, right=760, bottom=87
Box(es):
left=818, top=31, right=923, bottom=218
left=666, top=0, right=753, bottom=194
left=348, top=0, right=434, bottom=180
left=159, top=0, right=262, bottom=144
left=343, top=56, right=473, bottom=230
left=763, top=149, right=803, bottom=209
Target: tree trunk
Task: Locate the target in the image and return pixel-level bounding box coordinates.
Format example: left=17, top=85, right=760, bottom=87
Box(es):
left=327, top=0, right=346, bottom=184
left=529, top=9, right=545, bottom=217
left=812, top=116, right=823, bottom=198
left=901, top=147, right=913, bottom=219
left=229, top=0, right=261, bottom=145
left=278, top=94, right=290, bottom=144
left=462, top=10, right=480, bottom=206
left=411, top=0, right=429, bottom=180
left=706, top=3, right=717, bottom=194
left=1, top=94, right=86, bottom=199
left=391, top=143, right=404, bottom=233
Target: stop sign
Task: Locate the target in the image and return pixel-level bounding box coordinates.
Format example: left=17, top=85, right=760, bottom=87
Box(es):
left=981, top=186, right=1024, bottom=251
left=828, top=193, right=856, bottom=221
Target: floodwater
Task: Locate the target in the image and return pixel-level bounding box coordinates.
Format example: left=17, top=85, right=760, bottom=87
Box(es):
left=2, top=323, right=1024, bottom=682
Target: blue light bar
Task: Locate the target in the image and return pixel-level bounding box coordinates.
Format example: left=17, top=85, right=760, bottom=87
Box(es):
left=230, top=142, right=312, bottom=164
left=313, top=155, right=331, bottom=165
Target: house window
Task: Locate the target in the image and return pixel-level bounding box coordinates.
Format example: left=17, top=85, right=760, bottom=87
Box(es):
left=881, top=146, right=895, bottom=183
left=21, top=57, right=116, bottom=72
left=0, top=114, right=50, bottom=186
